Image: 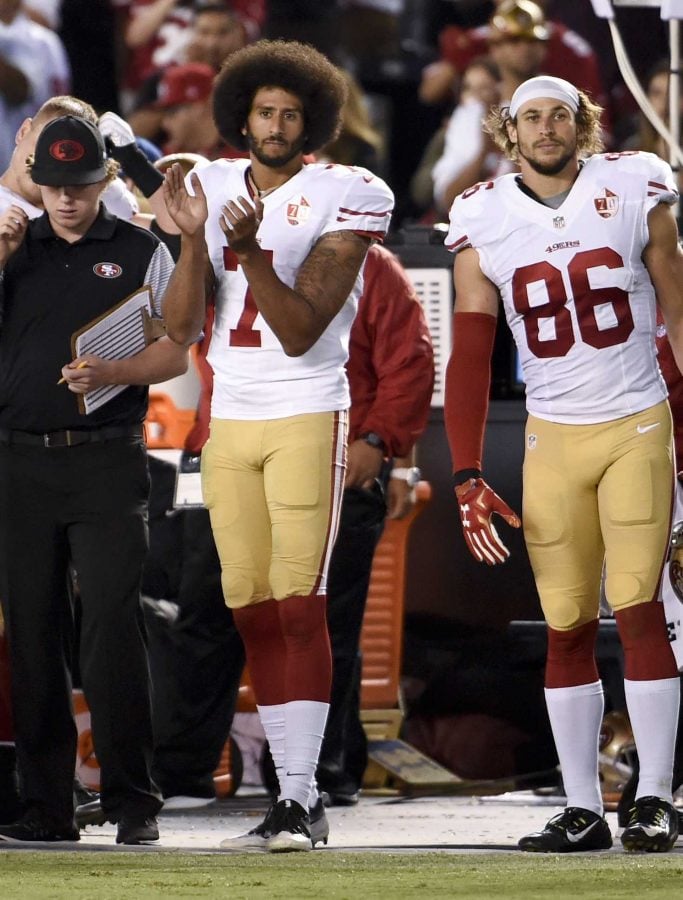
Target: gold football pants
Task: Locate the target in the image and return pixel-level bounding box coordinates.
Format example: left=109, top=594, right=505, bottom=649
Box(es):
left=522, top=400, right=673, bottom=630
left=201, top=411, right=347, bottom=609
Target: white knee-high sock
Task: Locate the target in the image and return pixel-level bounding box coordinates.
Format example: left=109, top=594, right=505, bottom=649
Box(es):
left=280, top=700, right=329, bottom=810
left=545, top=680, right=604, bottom=814
left=624, top=676, right=679, bottom=802
left=257, top=703, right=286, bottom=800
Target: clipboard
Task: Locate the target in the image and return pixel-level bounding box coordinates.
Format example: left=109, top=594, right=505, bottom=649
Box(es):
left=70, top=284, right=163, bottom=415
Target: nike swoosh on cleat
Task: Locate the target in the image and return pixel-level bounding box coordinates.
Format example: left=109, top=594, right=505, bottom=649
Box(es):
left=636, top=423, right=661, bottom=434
left=566, top=822, right=598, bottom=843
left=631, top=825, right=662, bottom=837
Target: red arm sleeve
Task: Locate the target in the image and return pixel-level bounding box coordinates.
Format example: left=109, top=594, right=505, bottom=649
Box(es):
left=347, top=245, right=435, bottom=458
left=444, top=310, right=496, bottom=473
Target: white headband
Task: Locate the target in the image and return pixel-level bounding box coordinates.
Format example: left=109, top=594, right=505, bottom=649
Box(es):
left=509, top=76, right=580, bottom=119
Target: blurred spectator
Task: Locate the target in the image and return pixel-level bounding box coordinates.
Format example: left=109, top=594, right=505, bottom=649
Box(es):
left=115, top=0, right=265, bottom=113
left=115, top=0, right=196, bottom=111
left=127, top=2, right=248, bottom=143
left=185, top=0, right=246, bottom=68
left=419, top=0, right=606, bottom=118
left=153, top=62, right=240, bottom=158
left=23, top=0, right=59, bottom=28
left=317, top=70, right=385, bottom=175
left=0, top=0, right=71, bottom=170
left=430, top=56, right=514, bottom=217
left=621, top=60, right=683, bottom=162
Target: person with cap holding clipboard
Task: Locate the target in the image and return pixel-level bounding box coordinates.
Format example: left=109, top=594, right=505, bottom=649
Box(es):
left=0, top=115, right=187, bottom=844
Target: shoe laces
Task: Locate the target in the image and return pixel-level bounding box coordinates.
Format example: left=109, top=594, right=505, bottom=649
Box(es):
left=626, top=796, right=671, bottom=828
left=270, top=800, right=311, bottom=838
left=546, top=807, right=599, bottom=834
left=251, top=804, right=276, bottom=837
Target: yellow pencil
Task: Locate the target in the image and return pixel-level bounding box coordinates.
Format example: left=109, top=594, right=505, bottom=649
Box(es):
left=57, top=361, right=88, bottom=385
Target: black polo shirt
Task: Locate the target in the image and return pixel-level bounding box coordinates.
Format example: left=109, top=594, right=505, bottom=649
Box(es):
left=0, top=205, right=173, bottom=432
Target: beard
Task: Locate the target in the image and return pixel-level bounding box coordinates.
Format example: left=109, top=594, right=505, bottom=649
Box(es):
left=518, top=138, right=577, bottom=177
left=246, top=130, right=306, bottom=168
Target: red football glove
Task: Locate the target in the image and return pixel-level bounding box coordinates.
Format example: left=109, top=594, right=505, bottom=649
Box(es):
left=454, top=477, right=521, bottom=565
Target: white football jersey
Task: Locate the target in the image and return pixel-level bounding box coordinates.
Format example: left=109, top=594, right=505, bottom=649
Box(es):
left=192, top=159, right=394, bottom=420
left=446, top=152, right=678, bottom=424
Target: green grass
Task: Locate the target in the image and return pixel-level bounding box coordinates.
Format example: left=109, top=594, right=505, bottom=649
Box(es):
left=1, top=851, right=683, bottom=899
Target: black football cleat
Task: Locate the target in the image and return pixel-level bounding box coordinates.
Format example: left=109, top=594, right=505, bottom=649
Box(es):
left=518, top=807, right=613, bottom=853
left=0, top=809, right=79, bottom=843
left=265, top=799, right=312, bottom=852
left=620, top=796, right=678, bottom=853
left=115, top=814, right=159, bottom=845
left=220, top=796, right=328, bottom=850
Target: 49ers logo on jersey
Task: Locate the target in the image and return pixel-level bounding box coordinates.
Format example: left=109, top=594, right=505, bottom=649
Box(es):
left=286, top=196, right=311, bottom=226
left=93, top=262, right=122, bottom=278
left=594, top=188, right=619, bottom=219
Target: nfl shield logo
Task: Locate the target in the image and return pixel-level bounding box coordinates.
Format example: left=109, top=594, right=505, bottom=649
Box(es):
left=594, top=188, right=619, bottom=218
left=553, top=216, right=565, bottom=230
left=286, top=196, right=311, bottom=226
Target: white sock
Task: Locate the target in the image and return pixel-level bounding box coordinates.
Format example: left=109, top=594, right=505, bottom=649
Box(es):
left=624, top=676, right=679, bottom=802
left=257, top=703, right=286, bottom=800
left=280, top=699, right=329, bottom=810
left=308, top=779, right=321, bottom=809
left=545, top=680, right=604, bottom=815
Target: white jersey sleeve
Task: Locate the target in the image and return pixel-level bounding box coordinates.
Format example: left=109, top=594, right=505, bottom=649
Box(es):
left=318, top=164, right=394, bottom=241
left=445, top=153, right=673, bottom=424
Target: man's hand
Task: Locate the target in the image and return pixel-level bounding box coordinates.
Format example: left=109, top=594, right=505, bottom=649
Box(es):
left=0, top=205, right=28, bottom=263
left=219, top=194, right=263, bottom=256
left=455, top=477, right=521, bottom=565
left=387, top=478, right=414, bottom=520
left=345, top=439, right=383, bottom=489
left=60, top=356, right=114, bottom=393
left=163, top=164, right=208, bottom=237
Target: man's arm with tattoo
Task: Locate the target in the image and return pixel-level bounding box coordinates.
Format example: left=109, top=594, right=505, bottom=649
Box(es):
left=234, top=227, right=371, bottom=356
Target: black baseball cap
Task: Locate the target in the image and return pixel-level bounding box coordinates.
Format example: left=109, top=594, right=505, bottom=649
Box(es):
left=31, top=116, right=108, bottom=187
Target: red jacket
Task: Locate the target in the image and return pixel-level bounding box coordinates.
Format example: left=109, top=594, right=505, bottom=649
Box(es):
left=346, top=244, right=434, bottom=457
left=656, top=314, right=683, bottom=471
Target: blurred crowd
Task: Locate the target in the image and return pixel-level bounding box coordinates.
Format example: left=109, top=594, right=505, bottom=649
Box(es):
left=2, top=0, right=676, bottom=228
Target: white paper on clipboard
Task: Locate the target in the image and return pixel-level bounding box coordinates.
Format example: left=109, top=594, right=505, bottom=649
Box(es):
left=71, top=285, right=153, bottom=415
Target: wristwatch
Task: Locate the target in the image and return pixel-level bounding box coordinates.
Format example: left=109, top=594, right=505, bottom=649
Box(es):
left=360, top=431, right=386, bottom=453
left=390, top=466, right=421, bottom=488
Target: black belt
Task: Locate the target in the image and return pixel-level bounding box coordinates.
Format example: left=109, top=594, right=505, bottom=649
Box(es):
left=0, top=424, right=144, bottom=448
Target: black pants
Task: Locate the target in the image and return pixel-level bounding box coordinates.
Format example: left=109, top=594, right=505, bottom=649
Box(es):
left=316, top=483, right=386, bottom=794
left=146, top=461, right=386, bottom=797
left=148, top=505, right=245, bottom=797
left=0, top=438, right=161, bottom=823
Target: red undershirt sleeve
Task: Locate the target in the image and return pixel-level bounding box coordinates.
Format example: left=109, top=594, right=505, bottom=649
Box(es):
left=444, top=310, right=497, bottom=473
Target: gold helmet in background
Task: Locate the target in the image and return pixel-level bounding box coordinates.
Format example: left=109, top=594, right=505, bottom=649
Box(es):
left=599, top=710, right=637, bottom=800
left=489, top=0, right=549, bottom=43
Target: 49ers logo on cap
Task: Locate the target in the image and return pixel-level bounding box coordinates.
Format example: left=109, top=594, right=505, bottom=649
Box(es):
left=49, top=139, right=85, bottom=162
left=93, top=262, right=122, bottom=278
